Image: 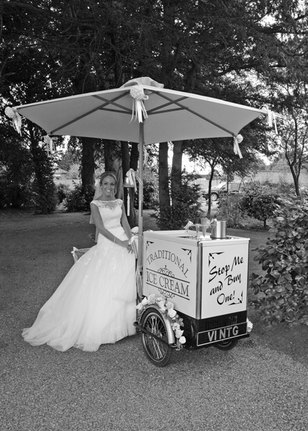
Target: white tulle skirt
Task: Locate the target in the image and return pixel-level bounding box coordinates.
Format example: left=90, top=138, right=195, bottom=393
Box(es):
left=22, top=228, right=136, bottom=352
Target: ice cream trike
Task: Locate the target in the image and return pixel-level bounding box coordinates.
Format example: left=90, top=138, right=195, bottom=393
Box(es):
left=11, top=78, right=266, bottom=366
left=134, top=225, right=253, bottom=367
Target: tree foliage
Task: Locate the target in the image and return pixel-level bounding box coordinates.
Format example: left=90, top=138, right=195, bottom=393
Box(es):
left=240, top=183, right=280, bottom=228
left=1, top=0, right=308, bottom=217
left=269, top=107, right=308, bottom=196
left=156, top=172, right=202, bottom=229
left=0, top=123, right=33, bottom=208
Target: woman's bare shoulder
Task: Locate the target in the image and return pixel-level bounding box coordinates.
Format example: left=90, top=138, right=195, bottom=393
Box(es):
left=90, top=199, right=100, bottom=207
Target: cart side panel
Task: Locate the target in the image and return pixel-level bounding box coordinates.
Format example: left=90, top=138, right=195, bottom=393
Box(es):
left=201, top=239, right=249, bottom=319
left=143, top=232, right=198, bottom=318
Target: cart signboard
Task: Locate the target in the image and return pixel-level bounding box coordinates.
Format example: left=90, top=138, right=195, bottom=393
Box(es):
left=200, top=239, right=249, bottom=319
left=143, top=231, right=198, bottom=318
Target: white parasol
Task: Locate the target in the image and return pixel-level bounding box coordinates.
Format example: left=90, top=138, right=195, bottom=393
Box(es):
left=9, top=77, right=275, bottom=296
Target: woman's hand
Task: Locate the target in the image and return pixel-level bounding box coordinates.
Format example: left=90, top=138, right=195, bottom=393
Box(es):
left=121, top=240, right=133, bottom=253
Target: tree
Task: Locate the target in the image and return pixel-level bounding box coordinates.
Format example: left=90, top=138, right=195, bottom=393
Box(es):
left=276, top=109, right=308, bottom=196
left=2, top=0, right=308, bottom=219
left=127, top=0, right=308, bottom=225
left=171, top=141, right=183, bottom=210
left=240, top=183, right=280, bottom=229
left=264, top=80, right=308, bottom=196
left=249, top=0, right=308, bottom=194
left=1, top=0, right=63, bottom=212
left=0, top=123, right=33, bottom=209
left=185, top=123, right=267, bottom=216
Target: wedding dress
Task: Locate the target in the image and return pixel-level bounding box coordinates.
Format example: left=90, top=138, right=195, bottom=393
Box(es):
left=22, top=199, right=136, bottom=352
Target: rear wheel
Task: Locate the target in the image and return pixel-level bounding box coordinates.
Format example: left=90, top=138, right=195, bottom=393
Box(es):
left=215, top=338, right=238, bottom=350
left=140, top=308, right=172, bottom=367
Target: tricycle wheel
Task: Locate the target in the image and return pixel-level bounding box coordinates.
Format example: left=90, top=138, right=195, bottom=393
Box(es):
left=140, top=308, right=172, bottom=367
left=211, top=192, right=219, bottom=201
left=214, top=338, right=238, bottom=350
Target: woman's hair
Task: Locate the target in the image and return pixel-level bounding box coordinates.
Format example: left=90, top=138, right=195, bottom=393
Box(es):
left=99, top=171, right=117, bottom=186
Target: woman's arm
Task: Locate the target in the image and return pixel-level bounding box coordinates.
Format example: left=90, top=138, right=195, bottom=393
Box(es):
left=121, top=203, right=133, bottom=240
left=90, top=202, right=129, bottom=248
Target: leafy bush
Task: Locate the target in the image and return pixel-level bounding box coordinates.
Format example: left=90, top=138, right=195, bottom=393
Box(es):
left=143, top=176, right=159, bottom=209
left=56, top=183, right=70, bottom=204
left=240, top=183, right=280, bottom=228
left=134, top=169, right=159, bottom=210
left=0, top=129, right=34, bottom=209
left=0, top=176, right=34, bottom=209
left=65, top=183, right=94, bottom=212
left=23, top=144, right=57, bottom=214
left=218, top=194, right=245, bottom=228
left=275, top=180, right=296, bottom=196
left=156, top=176, right=201, bottom=229
left=32, top=179, right=57, bottom=214
left=251, top=196, right=308, bottom=326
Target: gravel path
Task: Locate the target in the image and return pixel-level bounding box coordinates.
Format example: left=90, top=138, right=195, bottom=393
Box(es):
left=0, top=211, right=307, bottom=431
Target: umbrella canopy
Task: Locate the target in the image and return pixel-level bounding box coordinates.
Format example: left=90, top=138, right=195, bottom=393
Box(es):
left=9, top=79, right=273, bottom=298
left=13, top=83, right=266, bottom=144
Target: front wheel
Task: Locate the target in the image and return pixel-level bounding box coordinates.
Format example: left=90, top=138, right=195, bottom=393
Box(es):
left=214, top=338, right=238, bottom=350
left=211, top=192, right=219, bottom=202
left=140, top=308, right=172, bottom=367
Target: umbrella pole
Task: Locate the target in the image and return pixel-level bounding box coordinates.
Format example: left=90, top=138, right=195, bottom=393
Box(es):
left=136, top=122, right=144, bottom=300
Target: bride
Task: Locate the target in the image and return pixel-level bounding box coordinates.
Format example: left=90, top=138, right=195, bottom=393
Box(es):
left=22, top=171, right=136, bottom=352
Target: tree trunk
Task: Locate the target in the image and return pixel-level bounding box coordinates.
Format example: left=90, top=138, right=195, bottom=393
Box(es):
left=28, top=122, right=56, bottom=214
left=121, top=142, right=130, bottom=177
left=290, top=165, right=301, bottom=196
left=80, top=137, right=95, bottom=193
left=103, top=140, right=114, bottom=171
left=171, top=141, right=183, bottom=207
left=130, top=143, right=139, bottom=170
left=159, top=142, right=170, bottom=224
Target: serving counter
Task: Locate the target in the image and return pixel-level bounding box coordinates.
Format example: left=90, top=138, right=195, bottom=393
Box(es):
left=143, top=230, right=249, bottom=321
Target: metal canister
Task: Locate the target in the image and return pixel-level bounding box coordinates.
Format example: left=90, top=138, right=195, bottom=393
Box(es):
left=211, top=220, right=227, bottom=239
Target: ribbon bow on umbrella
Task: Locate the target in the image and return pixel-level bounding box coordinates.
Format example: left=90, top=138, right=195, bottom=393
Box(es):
left=262, top=106, right=279, bottom=134
left=5, top=106, right=22, bottom=135
left=129, top=86, right=149, bottom=123
left=233, top=134, right=243, bottom=158
left=122, top=76, right=164, bottom=123
left=124, top=168, right=138, bottom=216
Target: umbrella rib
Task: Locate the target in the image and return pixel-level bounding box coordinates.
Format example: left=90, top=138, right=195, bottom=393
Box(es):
left=98, top=108, right=132, bottom=114
left=156, top=93, right=236, bottom=137
left=147, top=96, right=188, bottom=114
left=149, top=107, right=185, bottom=115
left=93, top=94, right=132, bottom=114
left=50, top=93, right=130, bottom=134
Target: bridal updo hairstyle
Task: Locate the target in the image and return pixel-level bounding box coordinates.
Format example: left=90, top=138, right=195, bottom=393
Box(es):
left=99, top=171, right=117, bottom=186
